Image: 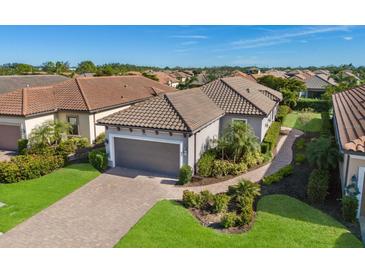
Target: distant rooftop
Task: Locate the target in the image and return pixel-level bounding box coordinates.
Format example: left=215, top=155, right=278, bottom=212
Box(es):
left=0, top=74, right=69, bottom=94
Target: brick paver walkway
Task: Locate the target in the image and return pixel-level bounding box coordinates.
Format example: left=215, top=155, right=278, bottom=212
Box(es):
left=0, top=127, right=302, bottom=247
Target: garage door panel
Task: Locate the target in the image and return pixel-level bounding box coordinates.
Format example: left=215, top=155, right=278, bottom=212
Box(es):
left=114, top=137, right=180, bottom=177
left=0, top=125, right=21, bottom=150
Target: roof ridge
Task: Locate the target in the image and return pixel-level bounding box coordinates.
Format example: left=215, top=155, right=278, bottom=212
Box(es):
left=164, top=93, right=192, bottom=132
left=75, top=78, right=91, bottom=111
left=220, top=78, right=267, bottom=115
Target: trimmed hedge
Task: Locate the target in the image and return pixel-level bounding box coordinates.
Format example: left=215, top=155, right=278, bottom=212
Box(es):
left=293, top=98, right=331, bottom=112
left=341, top=196, right=358, bottom=223
left=197, top=151, right=216, bottom=177
left=320, top=112, right=332, bottom=137
left=88, top=149, right=108, bottom=172
left=0, top=154, right=64, bottom=184
left=17, top=139, right=28, bottom=155
left=276, top=105, right=291, bottom=122
left=262, top=165, right=293, bottom=185
left=263, top=121, right=281, bottom=152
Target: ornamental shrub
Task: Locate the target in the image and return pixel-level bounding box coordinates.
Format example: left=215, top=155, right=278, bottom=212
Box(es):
left=293, top=98, right=330, bottom=112
left=237, top=195, right=255, bottom=225
left=182, top=190, right=201, bottom=208
left=95, top=132, right=106, bottom=145
left=212, top=193, right=230, bottom=213
left=0, top=154, right=64, bottom=184
left=17, top=139, right=28, bottom=155
left=178, top=164, right=193, bottom=185
left=341, top=195, right=358, bottom=223
left=211, top=160, right=231, bottom=177
left=199, top=190, right=214, bottom=210
left=262, top=165, right=293, bottom=185
left=197, top=150, right=216, bottom=177
left=263, top=121, right=281, bottom=152
left=276, top=105, right=291, bottom=122
left=88, top=149, right=108, bottom=172
left=307, top=169, right=329, bottom=204
left=221, top=212, right=240, bottom=228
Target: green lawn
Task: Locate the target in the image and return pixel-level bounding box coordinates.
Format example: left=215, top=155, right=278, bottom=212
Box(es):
left=0, top=163, right=100, bottom=232
left=116, top=195, right=362, bottom=248
left=282, top=111, right=322, bottom=132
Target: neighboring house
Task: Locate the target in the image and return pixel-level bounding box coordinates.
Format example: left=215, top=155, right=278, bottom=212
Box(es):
left=251, top=69, right=288, bottom=80
left=232, top=70, right=257, bottom=82
left=190, top=72, right=210, bottom=87
left=0, top=75, right=69, bottom=94
left=153, top=71, right=180, bottom=88
left=302, top=74, right=337, bottom=98
left=332, top=85, right=365, bottom=218
left=0, top=76, right=174, bottom=150
left=98, top=76, right=282, bottom=177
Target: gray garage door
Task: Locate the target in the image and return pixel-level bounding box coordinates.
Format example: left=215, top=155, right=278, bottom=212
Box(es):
left=114, top=137, right=180, bottom=177
left=0, top=124, right=21, bottom=150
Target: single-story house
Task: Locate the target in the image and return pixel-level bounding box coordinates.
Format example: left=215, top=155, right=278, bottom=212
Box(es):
left=0, top=74, right=69, bottom=94
left=302, top=74, right=337, bottom=98
left=332, top=85, right=365, bottom=218
left=0, top=76, right=174, bottom=150
left=98, top=76, right=282, bottom=177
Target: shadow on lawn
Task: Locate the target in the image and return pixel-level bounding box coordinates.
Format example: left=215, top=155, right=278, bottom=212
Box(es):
left=334, top=232, right=363, bottom=248
left=259, top=196, right=345, bottom=230
left=293, top=118, right=322, bottom=132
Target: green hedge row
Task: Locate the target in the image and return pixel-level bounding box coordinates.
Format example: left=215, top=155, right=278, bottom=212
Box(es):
left=262, top=165, right=293, bottom=185
left=0, top=155, right=64, bottom=184
left=293, top=98, right=331, bottom=112
left=263, top=121, right=281, bottom=152
left=276, top=105, right=291, bottom=122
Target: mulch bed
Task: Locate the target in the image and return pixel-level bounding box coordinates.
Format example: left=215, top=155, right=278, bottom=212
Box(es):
left=189, top=207, right=256, bottom=234
left=261, top=133, right=362, bottom=240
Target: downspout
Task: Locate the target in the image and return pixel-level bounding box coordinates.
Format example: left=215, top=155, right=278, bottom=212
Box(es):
left=344, top=153, right=350, bottom=194
left=194, top=133, right=197, bottom=175
left=93, top=113, right=97, bottom=143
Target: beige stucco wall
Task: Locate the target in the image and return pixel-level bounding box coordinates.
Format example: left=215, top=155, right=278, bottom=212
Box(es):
left=57, top=111, right=92, bottom=142
left=345, top=156, right=365, bottom=188
left=24, top=114, right=56, bottom=138
left=91, top=106, right=130, bottom=142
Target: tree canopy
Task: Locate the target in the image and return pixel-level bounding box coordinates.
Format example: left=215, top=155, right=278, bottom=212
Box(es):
left=76, top=60, right=97, bottom=74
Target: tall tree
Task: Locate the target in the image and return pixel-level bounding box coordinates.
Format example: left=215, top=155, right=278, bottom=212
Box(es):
left=76, top=60, right=97, bottom=74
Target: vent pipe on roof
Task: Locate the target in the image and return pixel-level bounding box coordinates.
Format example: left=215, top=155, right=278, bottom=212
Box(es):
left=246, top=88, right=250, bottom=93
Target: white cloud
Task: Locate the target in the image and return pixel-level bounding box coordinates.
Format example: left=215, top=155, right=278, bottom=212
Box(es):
left=170, top=35, right=208, bottom=39
left=229, top=26, right=350, bottom=49
left=343, top=36, right=353, bottom=40
left=180, top=41, right=198, bottom=45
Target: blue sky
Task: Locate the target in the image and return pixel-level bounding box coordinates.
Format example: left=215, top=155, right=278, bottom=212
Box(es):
left=0, top=25, right=364, bottom=67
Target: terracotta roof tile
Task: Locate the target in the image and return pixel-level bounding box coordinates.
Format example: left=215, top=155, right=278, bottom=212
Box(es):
left=0, top=76, right=174, bottom=116
left=333, top=85, right=365, bottom=152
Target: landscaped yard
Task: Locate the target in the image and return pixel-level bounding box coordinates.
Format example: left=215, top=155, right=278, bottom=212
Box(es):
left=282, top=111, right=322, bottom=132
left=115, top=195, right=362, bottom=248
left=0, top=163, right=100, bottom=232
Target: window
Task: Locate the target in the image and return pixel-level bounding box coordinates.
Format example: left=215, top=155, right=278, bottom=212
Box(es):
left=67, top=116, right=79, bottom=135
left=232, top=118, right=247, bottom=125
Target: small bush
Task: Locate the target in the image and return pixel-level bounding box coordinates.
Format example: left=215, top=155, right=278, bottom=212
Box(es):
left=178, top=164, right=193, bottom=185
left=211, top=160, right=231, bottom=177
left=295, top=153, right=306, bottom=164
left=260, top=142, right=270, bottom=154
left=263, top=121, right=281, bottom=152
left=26, top=144, right=56, bottom=156
left=262, top=165, right=293, bottom=185
left=295, top=139, right=306, bottom=151
left=182, top=190, right=201, bottom=208
left=237, top=196, right=255, bottom=225
left=212, top=193, right=230, bottom=213
left=221, top=212, right=240, bottom=228
left=70, top=137, right=90, bottom=149
left=0, top=154, right=64, bottom=184
left=95, top=132, right=106, bottom=145
left=276, top=105, right=291, bottom=122
left=56, top=139, right=77, bottom=159
left=88, top=149, right=108, bottom=172
left=199, top=190, right=214, bottom=210
left=230, top=162, right=248, bottom=175
left=341, top=195, right=358, bottom=223
left=17, top=139, right=28, bottom=155
left=307, top=169, right=329, bottom=204
left=197, top=151, right=216, bottom=177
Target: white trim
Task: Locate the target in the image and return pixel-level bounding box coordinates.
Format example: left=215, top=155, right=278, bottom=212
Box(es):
left=108, top=132, right=184, bottom=169
left=350, top=154, right=365, bottom=161
left=232, top=118, right=247, bottom=124
left=357, top=167, right=365, bottom=218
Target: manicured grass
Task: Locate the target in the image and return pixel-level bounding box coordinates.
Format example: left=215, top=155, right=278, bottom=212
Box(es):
left=282, top=111, right=322, bottom=132
left=0, top=163, right=100, bottom=232
left=115, top=195, right=362, bottom=248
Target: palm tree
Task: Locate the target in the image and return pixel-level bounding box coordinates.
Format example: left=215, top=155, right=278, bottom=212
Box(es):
left=219, top=122, right=260, bottom=163
left=228, top=179, right=261, bottom=200
left=306, top=137, right=339, bottom=170
left=28, top=120, right=71, bottom=146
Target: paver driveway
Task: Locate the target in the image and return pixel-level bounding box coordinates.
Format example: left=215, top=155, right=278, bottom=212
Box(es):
left=0, top=168, right=179, bottom=248
left=0, top=127, right=302, bottom=248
